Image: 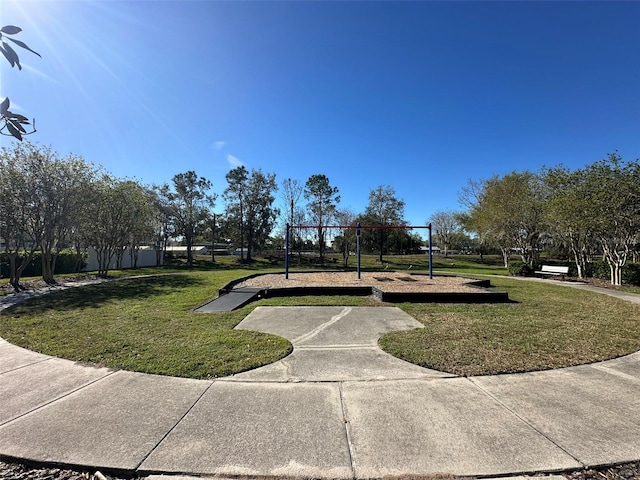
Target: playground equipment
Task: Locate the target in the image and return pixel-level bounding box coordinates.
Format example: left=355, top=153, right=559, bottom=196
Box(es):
left=285, top=223, right=433, bottom=280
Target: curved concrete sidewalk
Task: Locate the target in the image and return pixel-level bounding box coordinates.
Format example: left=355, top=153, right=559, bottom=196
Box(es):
left=1, top=283, right=640, bottom=478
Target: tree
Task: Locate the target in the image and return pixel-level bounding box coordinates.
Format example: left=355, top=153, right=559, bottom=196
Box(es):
left=1, top=25, right=40, bottom=140
left=543, top=166, right=596, bottom=279
left=333, top=208, right=357, bottom=268
left=304, top=174, right=340, bottom=261
left=167, top=171, right=215, bottom=267
left=80, top=177, right=152, bottom=276
left=281, top=178, right=304, bottom=260
left=364, top=185, right=406, bottom=262
left=224, top=166, right=248, bottom=261
left=580, top=154, right=640, bottom=285
left=149, top=185, right=175, bottom=266
left=35, top=149, right=97, bottom=283
left=429, top=211, right=460, bottom=257
left=243, top=169, right=279, bottom=261
left=281, top=178, right=304, bottom=229
left=462, top=172, right=548, bottom=268
left=0, top=143, right=42, bottom=290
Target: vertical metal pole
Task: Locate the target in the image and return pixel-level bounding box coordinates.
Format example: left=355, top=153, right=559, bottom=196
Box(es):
left=285, top=223, right=290, bottom=279
left=211, top=213, right=216, bottom=263
left=357, top=222, right=361, bottom=280
left=428, top=223, right=433, bottom=279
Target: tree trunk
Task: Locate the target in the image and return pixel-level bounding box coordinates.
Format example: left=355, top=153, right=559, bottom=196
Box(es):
left=246, top=218, right=254, bottom=262
left=41, top=251, right=55, bottom=285
left=186, top=233, right=193, bottom=266
left=501, top=248, right=509, bottom=268
left=317, top=226, right=324, bottom=261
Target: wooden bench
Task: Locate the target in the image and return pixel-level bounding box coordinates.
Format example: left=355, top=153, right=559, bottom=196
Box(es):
left=535, top=265, right=569, bottom=280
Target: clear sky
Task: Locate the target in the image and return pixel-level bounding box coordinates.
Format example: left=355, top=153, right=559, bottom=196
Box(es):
left=1, top=0, right=639, bottom=231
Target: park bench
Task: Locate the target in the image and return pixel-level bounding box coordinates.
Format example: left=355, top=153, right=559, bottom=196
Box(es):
left=535, top=265, right=569, bottom=280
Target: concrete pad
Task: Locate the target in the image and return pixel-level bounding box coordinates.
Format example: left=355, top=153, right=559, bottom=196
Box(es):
left=236, top=306, right=423, bottom=346
left=0, top=370, right=210, bottom=470
left=341, top=377, right=581, bottom=478
left=227, top=347, right=453, bottom=382
left=140, top=381, right=353, bottom=478
left=230, top=306, right=438, bottom=381
left=235, top=306, right=351, bottom=341
left=295, top=306, right=424, bottom=347
left=0, top=357, right=114, bottom=425
left=0, top=341, right=51, bottom=373
left=472, top=364, right=640, bottom=467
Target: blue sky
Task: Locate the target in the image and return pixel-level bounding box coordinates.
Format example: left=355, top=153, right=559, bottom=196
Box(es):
left=1, top=1, right=639, bottom=232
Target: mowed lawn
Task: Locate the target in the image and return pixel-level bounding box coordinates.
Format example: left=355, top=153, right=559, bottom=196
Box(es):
left=2, top=270, right=640, bottom=378
left=0, top=271, right=293, bottom=379
left=382, top=277, right=640, bottom=376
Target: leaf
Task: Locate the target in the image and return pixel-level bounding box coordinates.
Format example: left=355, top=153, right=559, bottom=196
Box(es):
left=0, top=44, right=16, bottom=67
left=1, top=25, right=22, bottom=35
left=0, top=97, right=9, bottom=115
left=1, top=42, right=21, bottom=69
left=6, top=37, right=41, bottom=57
left=6, top=121, right=23, bottom=140
left=11, top=113, right=29, bottom=123
left=8, top=117, right=27, bottom=134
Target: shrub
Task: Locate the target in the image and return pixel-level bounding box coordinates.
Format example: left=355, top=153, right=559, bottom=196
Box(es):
left=508, top=260, right=533, bottom=277
left=623, top=262, right=640, bottom=286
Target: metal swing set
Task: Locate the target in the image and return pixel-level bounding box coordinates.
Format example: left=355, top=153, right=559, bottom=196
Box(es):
left=284, top=223, right=433, bottom=280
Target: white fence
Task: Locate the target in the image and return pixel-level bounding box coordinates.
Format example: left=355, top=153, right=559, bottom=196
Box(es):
left=83, top=247, right=161, bottom=272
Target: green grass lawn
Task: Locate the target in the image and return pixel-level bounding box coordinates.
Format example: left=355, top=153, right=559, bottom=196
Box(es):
left=2, top=258, right=640, bottom=378
left=381, top=276, right=640, bottom=376
left=0, top=270, right=292, bottom=379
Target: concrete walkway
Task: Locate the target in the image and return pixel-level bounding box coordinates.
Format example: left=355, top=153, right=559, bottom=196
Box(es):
left=1, top=281, right=640, bottom=478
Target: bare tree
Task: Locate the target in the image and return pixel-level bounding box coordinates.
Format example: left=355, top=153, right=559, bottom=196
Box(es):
left=428, top=211, right=460, bottom=257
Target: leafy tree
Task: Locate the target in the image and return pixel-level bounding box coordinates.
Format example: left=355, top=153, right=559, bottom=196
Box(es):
left=80, top=177, right=153, bottom=276
left=364, top=185, right=406, bottom=262
left=243, top=169, right=279, bottom=261
left=224, top=166, right=249, bottom=261
left=1, top=25, right=40, bottom=140
left=304, top=174, right=340, bottom=260
left=34, top=148, right=97, bottom=283
left=580, top=154, right=640, bottom=285
left=0, top=143, right=42, bottom=290
left=428, top=210, right=460, bottom=257
left=167, top=171, right=215, bottom=267
left=462, top=172, right=548, bottom=268
left=542, top=166, right=596, bottom=279
left=149, top=185, right=176, bottom=266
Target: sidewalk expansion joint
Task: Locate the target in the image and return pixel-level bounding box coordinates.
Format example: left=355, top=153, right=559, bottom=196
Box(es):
left=467, top=377, right=585, bottom=469
left=338, top=382, right=357, bottom=479
left=0, top=356, right=52, bottom=375
left=0, top=369, right=118, bottom=427
left=134, top=380, right=214, bottom=472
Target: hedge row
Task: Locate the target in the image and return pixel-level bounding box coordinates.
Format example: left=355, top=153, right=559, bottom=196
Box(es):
left=0, top=252, right=86, bottom=278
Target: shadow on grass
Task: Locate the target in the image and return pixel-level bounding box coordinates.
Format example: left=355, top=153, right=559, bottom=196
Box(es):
left=7, top=275, right=204, bottom=313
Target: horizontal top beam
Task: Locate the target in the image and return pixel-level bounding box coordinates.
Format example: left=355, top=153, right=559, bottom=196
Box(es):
left=288, top=225, right=431, bottom=229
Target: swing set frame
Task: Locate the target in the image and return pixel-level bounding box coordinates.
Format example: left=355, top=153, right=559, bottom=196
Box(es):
left=284, top=223, right=433, bottom=280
